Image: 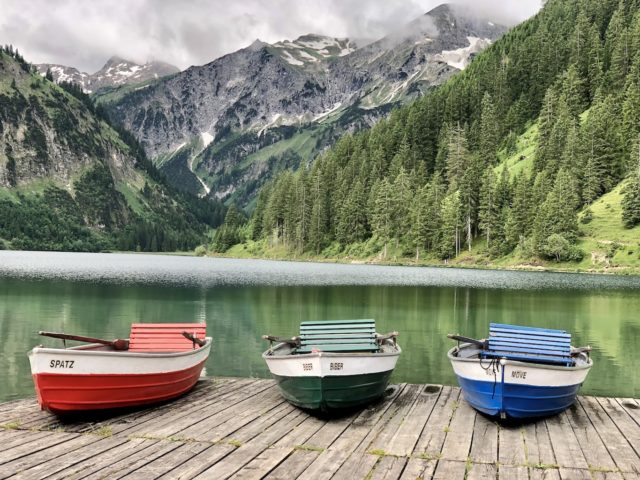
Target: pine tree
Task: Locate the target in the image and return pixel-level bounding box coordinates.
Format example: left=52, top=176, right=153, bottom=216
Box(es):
left=560, top=65, right=587, bottom=119
left=251, top=185, right=271, bottom=240
left=444, top=124, right=471, bottom=190
left=622, top=138, right=640, bottom=228
left=622, top=70, right=640, bottom=156
left=371, top=178, right=393, bottom=259
left=610, top=26, right=632, bottom=88
left=424, top=173, right=446, bottom=251
left=478, top=167, right=498, bottom=248
left=391, top=167, right=412, bottom=246
left=562, top=123, right=581, bottom=176
left=533, top=168, right=580, bottom=254
left=580, top=93, right=624, bottom=200
left=505, top=172, right=532, bottom=248
left=438, top=191, right=462, bottom=260
left=336, top=179, right=368, bottom=245
left=409, top=185, right=429, bottom=260
left=293, top=168, right=311, bottom=252
left=534, top=86, right=559, bottom=172
left=478, top=92, right=500, bottom=167
left=545, top=98, right=574, bottom=175
left=309, top=168, right=328, bottom=254
left=459, top=152, right=483, bottom=251
left=587, top=23, right=604, bottom=98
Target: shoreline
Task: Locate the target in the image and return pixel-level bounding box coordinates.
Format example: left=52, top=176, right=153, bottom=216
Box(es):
left=208, top=250, right=640, bottom=277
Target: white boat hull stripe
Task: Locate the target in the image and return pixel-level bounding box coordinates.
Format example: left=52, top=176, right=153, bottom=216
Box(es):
left=29, top=339, right=212, bottom=375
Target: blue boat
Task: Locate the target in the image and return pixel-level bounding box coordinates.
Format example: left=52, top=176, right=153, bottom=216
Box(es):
left=447, top=323, right=593, bottom=419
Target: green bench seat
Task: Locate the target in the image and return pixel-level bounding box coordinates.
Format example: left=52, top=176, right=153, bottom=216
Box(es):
left=296, top=319, right=379, bottom=354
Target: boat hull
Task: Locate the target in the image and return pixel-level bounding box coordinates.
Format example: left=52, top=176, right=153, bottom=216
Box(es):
left=263, top=346, right=400, bottom=411
left=448, top=345, right=592, bottom=419
left=272, top=371, right=393, bottom=410
left=29, top=338, right=211, bottom=414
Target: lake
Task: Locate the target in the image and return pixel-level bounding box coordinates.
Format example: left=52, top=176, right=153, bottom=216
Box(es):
left=1, top=251, right=639, bottom=403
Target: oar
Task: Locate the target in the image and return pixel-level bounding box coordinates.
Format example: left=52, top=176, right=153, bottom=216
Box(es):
left=447, top=333, right=488, bottom=349
left=38, top=331, right=129, bottom=351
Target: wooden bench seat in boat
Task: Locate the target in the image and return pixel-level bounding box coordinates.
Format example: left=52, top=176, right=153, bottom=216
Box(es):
left=481, top=323, right=573, bottom=366
left=296, top=319, right=379, bottom=354
left=129, top=323, right=206, bottom=352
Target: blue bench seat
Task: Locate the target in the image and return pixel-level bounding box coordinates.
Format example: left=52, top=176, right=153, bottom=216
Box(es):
left=481, top=323, right=574, bottom=366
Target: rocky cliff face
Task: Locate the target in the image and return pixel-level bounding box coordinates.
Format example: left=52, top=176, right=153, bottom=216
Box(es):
left=102, top=4, right=507, bottom=204
left=36, top=56, right=179, bottom=94
left=1, top=49, right=226, bottom=252
left=0, top=53, right=139, bottom=188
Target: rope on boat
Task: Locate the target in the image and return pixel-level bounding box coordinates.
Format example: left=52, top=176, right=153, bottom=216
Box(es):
left=479, top=356, right=500, bottom=398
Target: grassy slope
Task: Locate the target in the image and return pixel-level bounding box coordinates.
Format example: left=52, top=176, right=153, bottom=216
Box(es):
left=221, top=120, right=640, bottom=275
left=495, top=123, right=537, bottom=177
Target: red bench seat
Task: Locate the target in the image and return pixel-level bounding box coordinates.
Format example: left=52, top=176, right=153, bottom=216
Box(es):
left=128, top=323, right=207, bottom=352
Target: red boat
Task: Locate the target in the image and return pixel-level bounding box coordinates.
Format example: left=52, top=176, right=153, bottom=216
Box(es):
left=28, top=323, right=211, bottom=414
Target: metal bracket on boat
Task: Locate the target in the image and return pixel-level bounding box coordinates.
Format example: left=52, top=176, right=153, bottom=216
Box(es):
left=182, top=331, right=206, bottom=349
left=261, top=335, right=300, bottom=353
left=571, top=345, right=592, bottom=358
left=376, top=331, right=399, bottom=347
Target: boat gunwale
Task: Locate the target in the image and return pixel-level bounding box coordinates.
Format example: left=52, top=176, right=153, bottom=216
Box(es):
left=28, top=337, right=213, bottom=359
left=262, top=340, right=401, bottom=360
left=447, top=343, right=593, bottom=372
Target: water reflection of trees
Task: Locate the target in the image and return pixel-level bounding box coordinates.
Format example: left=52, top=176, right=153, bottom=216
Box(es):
left=1, top=278, right=638, bottom=401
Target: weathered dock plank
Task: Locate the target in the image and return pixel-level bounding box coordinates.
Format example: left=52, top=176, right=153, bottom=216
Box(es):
left=265, top=410, right=356, bottom=479
left=295, top=384, right=408, bottom=480
left=0, top=378, right=638, bottom=480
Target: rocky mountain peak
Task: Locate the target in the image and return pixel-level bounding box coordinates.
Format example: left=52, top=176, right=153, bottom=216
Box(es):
left=37, top=56, right=179, bottom=93
left=103, top=55, right=130, bottom=67
left=247, top=39, right=267, bottom=51
left=102, top=4, right=507, bottom=203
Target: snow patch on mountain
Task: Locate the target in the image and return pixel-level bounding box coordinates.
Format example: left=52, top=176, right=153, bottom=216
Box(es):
left=200, top=132, right=214, bottom=148
left=436, top=36, right=492, bottom=70
left=299, top=51, right=318, bottom=62
left=281, top=50, right=304, bottom=66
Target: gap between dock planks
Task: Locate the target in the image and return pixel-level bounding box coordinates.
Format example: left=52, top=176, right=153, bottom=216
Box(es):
left=0, top=377, right=638, bottom=480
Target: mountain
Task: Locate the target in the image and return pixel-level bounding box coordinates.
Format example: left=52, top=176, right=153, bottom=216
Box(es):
left=36, top=56, right=180, bottom=94
left=0, top=47, right=223, bottom=252
left=100, top=4, right=506, bottom=204
left=218, top=0, right=640, bottom=273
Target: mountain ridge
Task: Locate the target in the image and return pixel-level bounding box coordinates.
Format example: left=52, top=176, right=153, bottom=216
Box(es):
left=36, top=56, right=180, bottom=93
left=99, top=3, right=507, bottom=204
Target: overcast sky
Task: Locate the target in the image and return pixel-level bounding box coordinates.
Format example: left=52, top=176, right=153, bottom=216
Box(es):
left=0, top=0, right=542, bottom=73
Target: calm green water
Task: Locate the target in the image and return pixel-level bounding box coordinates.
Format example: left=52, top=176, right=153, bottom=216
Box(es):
left=1, top=251, right=639, bottom=402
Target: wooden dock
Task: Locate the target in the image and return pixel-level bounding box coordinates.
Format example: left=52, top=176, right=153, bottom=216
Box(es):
left=0, top=378, right=639, bottom=479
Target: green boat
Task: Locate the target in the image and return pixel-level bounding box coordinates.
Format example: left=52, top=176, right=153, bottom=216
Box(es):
left=262, top=319, right=401, bottom=411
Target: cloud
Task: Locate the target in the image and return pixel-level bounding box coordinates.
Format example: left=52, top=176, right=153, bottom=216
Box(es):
left=0, top=0, right=542, bottom=72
